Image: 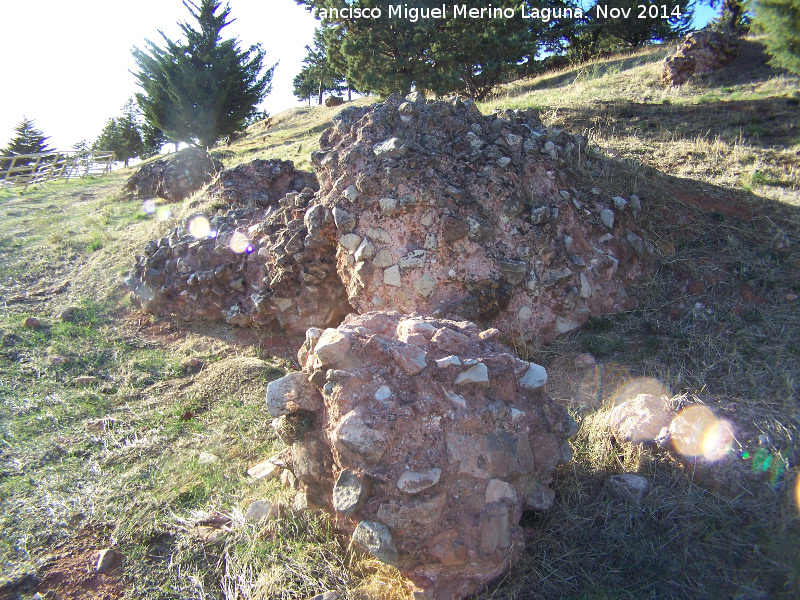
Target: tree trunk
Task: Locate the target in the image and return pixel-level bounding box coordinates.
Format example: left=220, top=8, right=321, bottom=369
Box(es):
left=318, top=81, right=324, bottom=106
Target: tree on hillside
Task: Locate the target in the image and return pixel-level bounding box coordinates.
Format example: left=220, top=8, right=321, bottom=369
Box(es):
left=94, top=99, right=144, bottom=167
left=297, top=0, right=537, bottom=100
left=133, top=0, right=276, bottom=149
left=562, top=0, right=693, bottom=60
left=751, top=0, right=800, bottom=75
left=293, top=26, right=346, bottom=105
left=706, top=0, right=751, bottom=33
left=2, top=117, right=53, bottom=165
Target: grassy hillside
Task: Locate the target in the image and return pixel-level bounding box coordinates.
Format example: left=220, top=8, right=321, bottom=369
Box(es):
left=1, top=37, right=798, bottom=600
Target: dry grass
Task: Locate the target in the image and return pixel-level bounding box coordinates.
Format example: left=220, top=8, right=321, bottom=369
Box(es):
left=482, top=37, right=800, bottom=205
left=212, top=97, right=377, bottom=173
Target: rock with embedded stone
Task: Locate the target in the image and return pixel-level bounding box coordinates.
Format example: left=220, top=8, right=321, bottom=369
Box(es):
left=126, top=183, right=350, bottom=337
left=271, top=312, right=576, bottom=600
left=607, top=394, right=676, bottom=444
left=124, top=147, right=223, bottom=202
left=663, top=31, right=739, bottom=86
left=333, top=407, right=388, bottom=464
left=397, top=468, right=442, bottom=494
left=314, top=329, right=352, bottom=367
left=131, top=94, right=650, bottom=346
left=333, top=470, right=366, bottom=515
left=519, top=363, right=547, bottom=392
left=352, top=520, right=398, bottom=564
left=267, top=371, right=323, bottom=417
left=206, top=158, right=316, bottom=208
left=311, top=94, right=649, bottom=346
left=454, top=363, right=488, bottom=386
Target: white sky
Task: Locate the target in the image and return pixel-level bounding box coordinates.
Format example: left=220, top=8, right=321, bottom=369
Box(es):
left=0, top=0, right=318, bottom=150
left=0, top=1, right=719, bottom=151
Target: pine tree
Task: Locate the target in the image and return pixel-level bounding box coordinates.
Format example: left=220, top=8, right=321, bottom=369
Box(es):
left=293, top=27, right=346, bottom=104
left=752, top=0, right=800, bottom=75
left=133, top=0, right=276, bottom=149
left=94, top=99, right=144, bottom=167
left=297, top=0, right=536, bottom=100
left=3, top=117, right=52, bottom=164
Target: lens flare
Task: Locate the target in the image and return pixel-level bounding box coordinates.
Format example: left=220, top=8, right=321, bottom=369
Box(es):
left=156, top=207, right=171, bottom=221
left=671, top=405, right=734, bottom=461
left=610, top=377, right=671, bottom=407
left=795, top=474, right=800, bottom=512
left=142, top=199, right=156, bottom=214
left=229, top=231, right=251, bottom=253
left=188, top=215, right=211, bottom=239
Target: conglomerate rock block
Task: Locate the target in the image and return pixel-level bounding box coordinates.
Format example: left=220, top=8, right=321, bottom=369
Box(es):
left=125, top=187, right=352, bottom=335
left=269, top=312, right=577, bottom=600
left=311, top=93, right=651, bottom=344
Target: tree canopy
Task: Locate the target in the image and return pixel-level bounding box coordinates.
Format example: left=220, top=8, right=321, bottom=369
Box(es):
left=133, top=0, right=276, bottom=148
left=296, top=0, right=698, bottom=100
left=296, top=0, right=540, bottom=100
left=752, top=0, right=800, bottom=75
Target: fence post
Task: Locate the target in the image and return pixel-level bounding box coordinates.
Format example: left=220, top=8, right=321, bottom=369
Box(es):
left=23, top=154, right=43, bottom=192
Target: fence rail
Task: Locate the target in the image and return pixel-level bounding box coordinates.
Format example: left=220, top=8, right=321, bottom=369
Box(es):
left=0, top=150, right=116, bottom=191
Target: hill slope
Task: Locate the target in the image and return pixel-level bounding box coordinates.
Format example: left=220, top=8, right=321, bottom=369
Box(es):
left=0, top=38, right=798, bottom=600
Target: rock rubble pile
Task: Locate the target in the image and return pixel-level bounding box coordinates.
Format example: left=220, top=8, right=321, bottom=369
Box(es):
left=204, top=158, right=317, bottom=209
left=125, top=187, right=351, bottom=335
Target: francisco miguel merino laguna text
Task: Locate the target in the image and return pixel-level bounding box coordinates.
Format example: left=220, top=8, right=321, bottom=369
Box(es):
left=311, top=4, right=685, bottom=22
left=312, top=4, right=586, bottom=22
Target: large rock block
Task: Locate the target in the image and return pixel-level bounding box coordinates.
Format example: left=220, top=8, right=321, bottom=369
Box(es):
left=280, top=312, right=577, bottom=600
left=311, top=93, right=651, bottom=344
left=662, top=31, right=739, bottom=86
left=128, top=94, right=653, bottom=344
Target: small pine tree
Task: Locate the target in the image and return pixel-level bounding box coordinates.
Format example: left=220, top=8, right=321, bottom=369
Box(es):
left=133, top=0, right=276, bottom=149
left=752, top=0, right=800, bottom=75
left=293, top=27, right=345, bottom=105
left=94, top=99, right=144, bottom=167
left=3, top=117, right=53, bottom=165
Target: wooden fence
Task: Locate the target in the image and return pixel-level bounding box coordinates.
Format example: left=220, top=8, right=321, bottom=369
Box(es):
left=0, top=150, right=116, bottom=192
